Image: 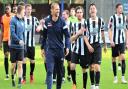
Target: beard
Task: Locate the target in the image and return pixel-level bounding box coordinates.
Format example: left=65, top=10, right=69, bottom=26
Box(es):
left=55, top=12, right=59, bottom=17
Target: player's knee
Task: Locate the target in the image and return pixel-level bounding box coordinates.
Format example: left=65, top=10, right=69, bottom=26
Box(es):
left=90, top=64, right=95, bottom=71
left=4, top=52, right=9, bottom=57
left=11, top=63, right=16, bottom=72
left=82, top=68, right=88, bottom=73
left=11, top=63, right=16, bottom=68
left=94, top=64, right=100, bottom=71
left=112, top=57, right=116, bottom=62
left=70, top=63, right=76, bottom=70
left=18, top=64, right=22, bottom=69
left=17, top=62, right=22, bottom=69
left=120, top=54, right=125, bottom=60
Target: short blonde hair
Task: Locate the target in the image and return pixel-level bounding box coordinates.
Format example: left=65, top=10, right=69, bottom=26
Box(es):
left=51, top=2, right=59, bottom=9
left=17, top=5, right=25, bottom=14
left=25, top=4, right=32, bottom=9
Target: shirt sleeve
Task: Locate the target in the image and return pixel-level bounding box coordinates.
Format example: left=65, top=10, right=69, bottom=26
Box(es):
left=124, top=15, right=128, bottom=30
left=34, top=17, right=39, bottom=28
left=42, top=21, right=47, bottom=39
left=101, top=18, right=105, bottom=31
left=63, top=21, right=70, bottom=49
left=10, top=18, right=20, bottom=43
left=108, top=16, right=113, bottom=29
left=84, top=21, right=88, bottom=37
left=41, top=30, right=47, bottom=49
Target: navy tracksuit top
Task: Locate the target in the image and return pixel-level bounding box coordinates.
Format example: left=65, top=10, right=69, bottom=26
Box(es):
left=43, top=16, right=70, bottom=56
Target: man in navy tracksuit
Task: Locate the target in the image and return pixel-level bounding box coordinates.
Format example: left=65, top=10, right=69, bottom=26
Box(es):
left=38, top=3, right=70, bottom=89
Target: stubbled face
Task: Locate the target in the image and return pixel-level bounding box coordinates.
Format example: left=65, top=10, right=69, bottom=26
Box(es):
left=51, top=5, right=60, bottom=17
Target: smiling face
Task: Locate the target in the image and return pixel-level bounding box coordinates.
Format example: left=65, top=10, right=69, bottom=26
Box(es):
left=25, top=5, right=32, bottom=16
left=51, top=4, right=60, bottom=17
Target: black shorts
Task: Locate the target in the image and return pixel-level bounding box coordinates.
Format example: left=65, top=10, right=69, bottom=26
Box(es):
left=89, top=43, right=102, bottom=65
left=10, top=48, right=24, bottom=63
left=71, top=52, right=89, bottom=68
left=3, top=41, right=9, bottom=53
left=25, top=46, right=35, bottom=60
left=112, top=43, right=125, bottom=57
left=65, top=49, right=71, bottom=61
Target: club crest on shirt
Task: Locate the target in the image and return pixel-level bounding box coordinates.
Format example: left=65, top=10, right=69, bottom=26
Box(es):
left=117, top=24, right=124, bottom=30
left=90, top=27, right=99, bottom=36
left=48, top=22, right=52, bottom=27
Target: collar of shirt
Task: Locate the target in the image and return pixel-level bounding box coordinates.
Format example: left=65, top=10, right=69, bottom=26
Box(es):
left=49, top=15, right=61, bottom=23
left=24, top=15, right=32, bottom=19
left=15, top=16, right=23, bottom=21
left=115, top=13, right=123, bottom=17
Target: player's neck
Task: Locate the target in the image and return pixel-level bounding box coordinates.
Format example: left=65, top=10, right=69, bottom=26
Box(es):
left=26, top=14, right=31, bottom=18
left=116, top=13, right=122, bottom=16
left=17, top=14, right=23, bottom=19
left=71, top=15, right=75, bottom=18
left=91, top=16, right=97, bottom=20
left=78, top=18, right=83, bottom=22
left=52, top=16, right=59, bottom=22
left=65, top=18, right=68, bottom=22
left=6, top=12, right=11, bottom=16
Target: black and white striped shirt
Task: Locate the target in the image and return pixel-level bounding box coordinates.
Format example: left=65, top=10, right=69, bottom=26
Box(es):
left=63, top=20, right=74, bottom=50
left=72, top=19, right=87, bottom=55
left=86, top=17, right=104, bottom=44
left=108, top=14, right=127, bottom=44
left=24, top=16, right=39, bottom=47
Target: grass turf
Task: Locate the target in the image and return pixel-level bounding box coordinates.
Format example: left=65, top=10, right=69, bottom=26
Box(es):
left=0, top=45, right=128, bottom=89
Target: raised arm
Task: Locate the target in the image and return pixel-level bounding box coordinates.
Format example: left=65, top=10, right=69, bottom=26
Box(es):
left=36, top=19, right=45, bottom=32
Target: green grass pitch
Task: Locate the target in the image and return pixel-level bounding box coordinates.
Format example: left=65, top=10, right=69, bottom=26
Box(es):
left=0, top=45, right=128, bottom=89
